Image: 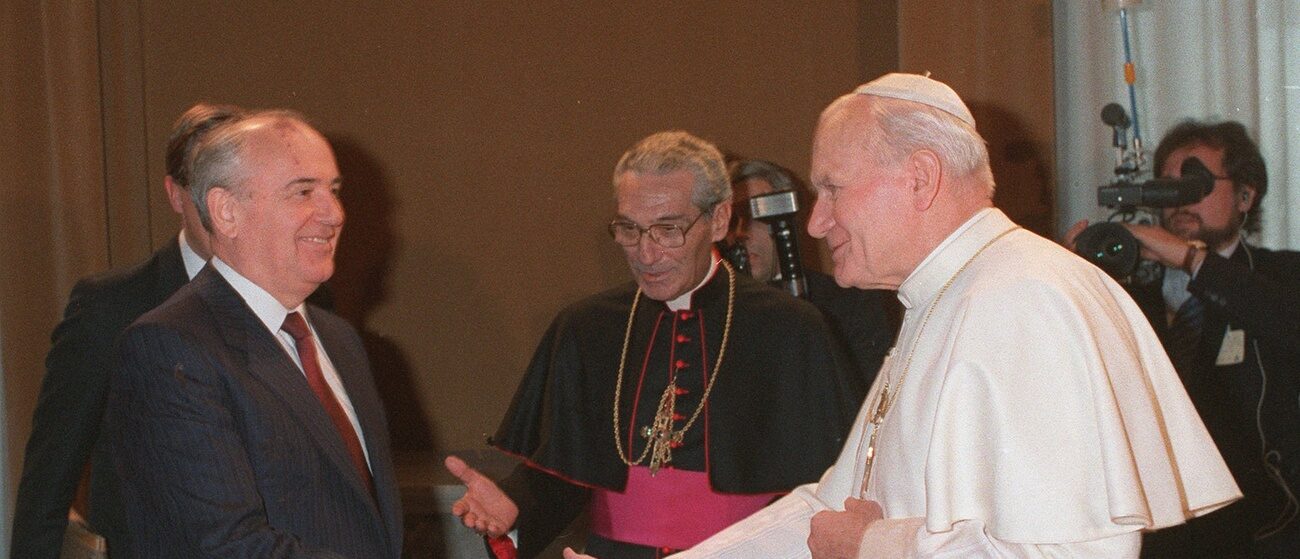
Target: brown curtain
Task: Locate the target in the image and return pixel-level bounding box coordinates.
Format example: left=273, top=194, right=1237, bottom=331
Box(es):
left=1, top=1, right=151, bottom=524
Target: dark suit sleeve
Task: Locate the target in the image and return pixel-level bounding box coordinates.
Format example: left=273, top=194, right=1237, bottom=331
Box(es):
left=10, top=280, right=113, bottom=559
left=1191, top=251, right=1300, bottom=350
left=109, top=323, right=346, bottom=559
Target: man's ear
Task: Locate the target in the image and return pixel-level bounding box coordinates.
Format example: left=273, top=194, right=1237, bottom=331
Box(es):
left=164, top=176, right=187, bottom=214
left=1236, top=185, right=1257, bottom=213
left=208, top=186, right=239, bottom=239
left=709, top=198, right=733, bottom=243
left=908, top=149, right=942, bottom=211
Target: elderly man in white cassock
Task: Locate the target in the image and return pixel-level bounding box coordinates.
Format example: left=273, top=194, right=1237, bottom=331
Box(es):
left=566, top=73, right=1241, bottom=558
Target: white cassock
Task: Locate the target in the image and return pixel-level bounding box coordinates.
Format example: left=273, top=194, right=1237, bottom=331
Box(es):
left=678, top=208, right=1240, bottom=558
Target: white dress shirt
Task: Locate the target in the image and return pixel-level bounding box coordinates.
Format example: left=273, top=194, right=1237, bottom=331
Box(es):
left=177, top=230, right=206, bottom=280
left=210, top=256, right=371, bottom=468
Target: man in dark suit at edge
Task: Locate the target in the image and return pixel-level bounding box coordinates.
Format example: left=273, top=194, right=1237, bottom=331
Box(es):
left=10, top=103, right=244, bottom=558
left=106, top=110, right=401, bottom=557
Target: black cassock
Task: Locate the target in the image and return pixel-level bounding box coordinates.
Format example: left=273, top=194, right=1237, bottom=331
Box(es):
left=492, top=266, right=863, bottom=557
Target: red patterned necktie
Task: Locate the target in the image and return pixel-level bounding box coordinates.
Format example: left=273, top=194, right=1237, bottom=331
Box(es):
left=281, top=311, right=375, bottom=495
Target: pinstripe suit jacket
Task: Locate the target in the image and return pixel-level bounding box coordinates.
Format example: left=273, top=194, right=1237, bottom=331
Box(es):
left=107, top=265, right=402, bottom=558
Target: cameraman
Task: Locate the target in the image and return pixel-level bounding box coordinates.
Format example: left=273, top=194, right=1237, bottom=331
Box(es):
left=725, top=158, right=898, bottom=394
left=1068, top=121, right=1300, bottom=557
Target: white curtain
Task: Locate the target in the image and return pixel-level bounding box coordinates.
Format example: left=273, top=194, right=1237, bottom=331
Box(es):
left=1054, top=0, right=1300, bottom=250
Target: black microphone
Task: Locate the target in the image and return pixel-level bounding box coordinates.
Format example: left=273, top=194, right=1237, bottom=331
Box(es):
left=1100, top=103, right=1130, bottom=128
left=1101, top=103, right=1130, bottom=149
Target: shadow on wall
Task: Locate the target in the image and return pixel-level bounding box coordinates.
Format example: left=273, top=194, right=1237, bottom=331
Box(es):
left=967, top=102, right=1055, bottom=238
left=329, top=136, right=437, bottom=454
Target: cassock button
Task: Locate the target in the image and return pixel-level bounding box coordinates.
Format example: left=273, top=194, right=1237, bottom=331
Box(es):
left=675, top=334, right=690, bottom=343
left=672, top=412, right=685, bottom=421
left=669, top=440, right=683, bottom=449
left=660, top=547, right=674, bottom=555
left=675, top=359, right=688, bottom=370
left=678, top=310, right=693, bottom=320
left=674, top=387, right=689, bottom=396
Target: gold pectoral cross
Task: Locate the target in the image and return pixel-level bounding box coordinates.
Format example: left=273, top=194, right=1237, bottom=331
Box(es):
left=871, top=386, right=890, bottom=423
left=643, top=382, right=682, bottom=476
left=860, top=387, right=891, bottom=496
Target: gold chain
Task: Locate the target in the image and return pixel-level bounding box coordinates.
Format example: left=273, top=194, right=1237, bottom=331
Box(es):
left=860, top=226, right=1019, bottom=495
left=612, top=260, right=736, bottom=473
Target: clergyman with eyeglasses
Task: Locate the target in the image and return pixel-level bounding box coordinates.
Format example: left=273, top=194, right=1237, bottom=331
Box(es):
left=444, top=130, right=864, bottom=558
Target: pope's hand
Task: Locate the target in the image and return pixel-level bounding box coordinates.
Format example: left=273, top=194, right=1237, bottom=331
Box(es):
left=808, top=497, right=883, bottom=559
left=445, top=455, right=519, bottom=537
left=562, top=547, right=597, bottom=558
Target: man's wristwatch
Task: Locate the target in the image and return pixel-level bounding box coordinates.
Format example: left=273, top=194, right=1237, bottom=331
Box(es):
left=1182, top=240, right=1207, bottom=273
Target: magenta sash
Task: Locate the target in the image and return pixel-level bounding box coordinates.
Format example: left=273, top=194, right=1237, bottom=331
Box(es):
left=590, top=466, right=778, bottom=550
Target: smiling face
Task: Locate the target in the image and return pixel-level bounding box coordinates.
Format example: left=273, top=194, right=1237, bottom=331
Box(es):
left=616, top=169, right=730, bottom=301
left=807, top=98, right=919, bottom=290
left=1159, top=143, right=1253, bottom=251
left=218, top=121, right=344, bottom=307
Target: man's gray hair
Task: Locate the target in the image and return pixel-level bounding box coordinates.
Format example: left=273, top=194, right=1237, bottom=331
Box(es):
left=613, top=131, right=731, bottom=212
left=864, top=98, right=995, bottom=197
left=187, top=109, right=312, bottom=231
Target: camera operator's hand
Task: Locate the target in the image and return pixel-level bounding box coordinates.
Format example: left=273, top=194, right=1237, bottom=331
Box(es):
left=1063, top=220, right=1090, bottom=251
left=1122, top=223, right=1205, bottom=272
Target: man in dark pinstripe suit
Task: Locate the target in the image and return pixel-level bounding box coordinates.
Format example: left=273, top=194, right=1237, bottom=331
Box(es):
left=107, top=110, right=401, bottom=558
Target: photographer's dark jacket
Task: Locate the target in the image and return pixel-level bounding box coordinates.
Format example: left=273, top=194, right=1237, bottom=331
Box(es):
left=1132, top=243, right=1300, bottom=556
left=490, top=264, right=861, bottom=558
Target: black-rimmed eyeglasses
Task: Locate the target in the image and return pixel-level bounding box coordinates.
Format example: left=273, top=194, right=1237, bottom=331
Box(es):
left=607, top=212, right=708, bottom=248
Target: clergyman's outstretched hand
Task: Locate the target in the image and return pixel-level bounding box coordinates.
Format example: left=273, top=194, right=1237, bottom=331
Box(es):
left=444, top=455, right=519, bottom=537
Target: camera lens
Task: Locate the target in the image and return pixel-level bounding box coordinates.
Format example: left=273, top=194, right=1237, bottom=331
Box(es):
left=1075, top=222, right=1140, bottom=279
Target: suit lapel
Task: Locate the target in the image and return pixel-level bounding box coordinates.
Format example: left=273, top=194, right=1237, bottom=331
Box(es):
left=193, top=269, right=385, bottom=523
left=312, top=313, right=402, bottom=552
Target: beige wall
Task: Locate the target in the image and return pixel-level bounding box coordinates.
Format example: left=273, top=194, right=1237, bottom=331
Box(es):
left=3, top=1, right=900, bottom=517
left=899, top=0, right=1056, bottom=236
left=4, top=3, right=1056, bottom=544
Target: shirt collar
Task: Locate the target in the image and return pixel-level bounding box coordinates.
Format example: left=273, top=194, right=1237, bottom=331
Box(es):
left=211, top=256, right=306, bottom=335
left=1217, top=236, right=1240, bottom=259
left=178, top=230, right=207, bottom=280
left=897, top=207, right=1012, bottom=310
left=666, top=254, right=722, bottom=311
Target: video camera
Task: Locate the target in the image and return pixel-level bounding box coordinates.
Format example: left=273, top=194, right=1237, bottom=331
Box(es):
left=718, top=189, right=808, bottom=298
left=1074, top=103, right=1215, bottom=282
